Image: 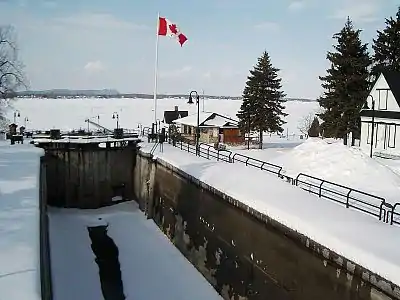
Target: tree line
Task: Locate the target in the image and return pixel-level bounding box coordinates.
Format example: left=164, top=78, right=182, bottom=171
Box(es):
left=237, top=7, right=400, bottom=148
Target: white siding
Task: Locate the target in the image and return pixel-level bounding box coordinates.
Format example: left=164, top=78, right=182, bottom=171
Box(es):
left=360, top=117, right=400, bottom=155
left=367, top=74, right=400, bottom=112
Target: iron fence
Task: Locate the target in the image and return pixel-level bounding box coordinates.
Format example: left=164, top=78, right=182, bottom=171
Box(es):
left=295, top=173, right=391, bottom=221
left=161, top=137, right=400, bottom=226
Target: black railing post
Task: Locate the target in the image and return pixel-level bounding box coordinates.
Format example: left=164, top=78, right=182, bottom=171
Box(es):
left=318, top=181, right=324, bottom=197
left=346, top=190, right=352, bottom=208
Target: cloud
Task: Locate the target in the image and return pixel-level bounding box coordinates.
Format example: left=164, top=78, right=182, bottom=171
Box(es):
left=84, top=61, right=105, bottom=73
left=330, top=0, right=379, bottom=23
left=202, top=68, right=243, bottom=80
left=254, top=21, right=280, bottom=33
left=159, top=66, right=192, bottom=79
left=288, top=1, right=306, bottom=12
left=203, top=71, right=212, bottom=79
left=54, top=13, right=148, bottom=31
left=42, top=1, right=56, bottom=8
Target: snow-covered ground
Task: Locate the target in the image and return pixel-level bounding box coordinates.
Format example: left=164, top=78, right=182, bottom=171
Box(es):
left=269, top=138, right=400, bottom=204
left=143, top=142, right=400, bottom=287
left=0, top=141, right=43, bottom=300
left=232, top=134, right=304, bottom=161
left=6, top=97, right=319, bottom=136
left=228, top=135, right=400, bottom=206
left=49, top=202, right=222, bottom=300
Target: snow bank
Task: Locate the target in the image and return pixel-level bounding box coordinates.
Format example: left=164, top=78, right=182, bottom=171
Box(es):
left=0, top=141, right=44, bottom=300
left=271, top=138, right=400, bottom=204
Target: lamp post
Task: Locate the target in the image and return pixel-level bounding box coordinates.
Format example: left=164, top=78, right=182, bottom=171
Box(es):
left=247, top=112, right=251, bottom=150
left=13, top=110, right=20, bottom=124
left=188, top=90, right=200, bottom=156
left=112, top=112, right=119, bottom=129
left=363, top=95, right=375, bottom=158
left=156, top=119, right=161, bottom=133
left=201, top=89, right=205, bottom=112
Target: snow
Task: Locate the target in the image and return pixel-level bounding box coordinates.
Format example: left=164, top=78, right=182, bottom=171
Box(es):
left=231, top=134, right=304, bottom=161
left=49, top=202, right=222, bottom=300
left=144, top=142, right=400, bottom=287
left=269, top=138, right=400, bottom=205
left=173, top=112, right=214, bottom=127
left=203, top=114, right=238, bottom=127
left=33, top=136, right=140, bottom=145
left=0, top=141, right=44, bottom=300
left=7, top=97, right=318, bottom=135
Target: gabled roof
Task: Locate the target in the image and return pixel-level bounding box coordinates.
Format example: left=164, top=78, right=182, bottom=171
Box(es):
left=163, top=110, right=189, bottom=124
left=382, top=70, right=400, bottom=105
left=173, top=112, right=239, bottom=128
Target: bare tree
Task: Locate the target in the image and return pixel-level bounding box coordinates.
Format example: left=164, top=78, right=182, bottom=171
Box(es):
left=297, top=112, right=314, bottom=137
left=0, top=26, right=26, bottom=129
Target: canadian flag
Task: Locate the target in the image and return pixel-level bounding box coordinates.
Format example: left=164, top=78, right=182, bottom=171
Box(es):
left=158, top=17, right=188, bottom=47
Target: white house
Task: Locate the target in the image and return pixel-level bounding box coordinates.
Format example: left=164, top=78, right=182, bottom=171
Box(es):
left=360, top=71, right=400, bottom=157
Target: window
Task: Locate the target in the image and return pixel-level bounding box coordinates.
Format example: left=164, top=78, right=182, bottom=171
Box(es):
left=367, top=123, right=371, bottom=144
left=377, top=89, right=389, bottom=110
left=388, top=124, right=396, bottom=148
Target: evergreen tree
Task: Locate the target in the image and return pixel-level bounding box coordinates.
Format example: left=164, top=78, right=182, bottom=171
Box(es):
left=308, top=117, right=320, bottom=137
left=237, top=51, right=287, bottom=149
left=318, top=18, right=371, bottom=143
left=372, top=7, right=400, bottom=80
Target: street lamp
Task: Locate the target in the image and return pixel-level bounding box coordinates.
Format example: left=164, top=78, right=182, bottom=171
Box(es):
left=188, top=90, right=200, bottom=156
left=13, top=110, right=20, bottom=124
left=156, top=119, right=161, bottom=133
left=112, top=112, right=119, bottom=129
left=363, top=95, right=375, bottom=158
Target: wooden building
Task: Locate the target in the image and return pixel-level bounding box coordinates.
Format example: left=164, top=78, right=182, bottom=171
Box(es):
left=173, top=112, right=244, bottom=145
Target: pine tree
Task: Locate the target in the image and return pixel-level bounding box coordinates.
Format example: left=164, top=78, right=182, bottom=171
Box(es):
left=308, top=117, right=320, bottom=137
left=372, top=7, right=400, bottom=80
left=318, top=18, right=371, bottom=143
left=237, top=51, right=287, bottom=149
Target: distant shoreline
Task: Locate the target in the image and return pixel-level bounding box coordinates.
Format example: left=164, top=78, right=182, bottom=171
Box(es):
left=12, top=89, right=315, bottom=102
left=14, top=91, right=315, bottom=102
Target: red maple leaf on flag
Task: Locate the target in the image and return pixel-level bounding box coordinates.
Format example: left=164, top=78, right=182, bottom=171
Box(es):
left=168, top=24, right=178, bottom=34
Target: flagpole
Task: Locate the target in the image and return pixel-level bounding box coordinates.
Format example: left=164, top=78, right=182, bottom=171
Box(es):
left=153, top=13, right=160, bottom=126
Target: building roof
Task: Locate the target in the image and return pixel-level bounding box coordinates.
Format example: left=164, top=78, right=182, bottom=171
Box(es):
left=382, top=70, right=400, bottom=105
left=173, top=112, right=239, bottom=128
left=163, top=110, right=189, bottom=124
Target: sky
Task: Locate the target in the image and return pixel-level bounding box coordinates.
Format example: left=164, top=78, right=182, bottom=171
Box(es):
left=0, top=0, right=399, bottom=98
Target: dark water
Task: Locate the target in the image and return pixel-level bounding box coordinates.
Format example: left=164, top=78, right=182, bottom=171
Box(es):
left=88, top=224, right=125, bottom=300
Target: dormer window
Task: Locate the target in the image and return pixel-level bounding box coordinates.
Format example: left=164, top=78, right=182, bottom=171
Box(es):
left=377, top=88, right=389, bottom=110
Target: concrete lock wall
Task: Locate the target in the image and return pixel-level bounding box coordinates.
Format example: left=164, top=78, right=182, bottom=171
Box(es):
left=43, top=145, right=138, bottom=208
left=39, top=156, right=53, bottom=300
left=134, top=150, right=399, bottom=300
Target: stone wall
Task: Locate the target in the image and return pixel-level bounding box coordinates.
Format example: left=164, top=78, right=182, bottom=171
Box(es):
left=134, top=150, right=399, bottom=300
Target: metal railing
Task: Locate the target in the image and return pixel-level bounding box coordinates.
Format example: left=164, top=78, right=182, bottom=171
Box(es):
left=162, top=136, right=400, bottom=226
left=295, top=173, right=391, bottom=221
